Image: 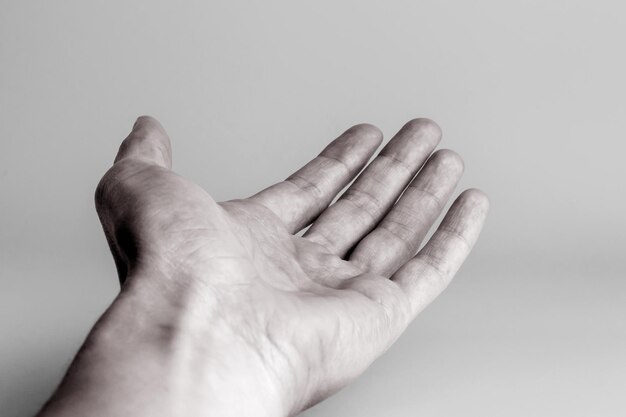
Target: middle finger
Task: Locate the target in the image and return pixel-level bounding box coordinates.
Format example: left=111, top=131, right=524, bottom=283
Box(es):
left=304, top=118, right=441, bottom=256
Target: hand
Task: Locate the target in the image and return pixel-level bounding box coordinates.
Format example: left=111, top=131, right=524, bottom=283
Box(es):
left=39, top=116, right=488, bottom=417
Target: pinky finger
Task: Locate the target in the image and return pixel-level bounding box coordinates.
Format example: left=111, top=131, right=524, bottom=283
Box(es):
left=392, top=188, right=489, bottom=317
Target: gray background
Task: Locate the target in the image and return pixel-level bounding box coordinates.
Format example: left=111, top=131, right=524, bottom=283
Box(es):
left=1, top=0, right=625, bottom=416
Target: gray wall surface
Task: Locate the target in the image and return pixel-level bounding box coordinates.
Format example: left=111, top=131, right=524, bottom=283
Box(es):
left=1, top=1, right=625, bottom=416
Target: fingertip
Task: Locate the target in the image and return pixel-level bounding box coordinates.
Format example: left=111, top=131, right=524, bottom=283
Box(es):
left=133, top=115, right=164, bottom=132
left=401, top=118, right=443, bottom=145
left=323, top=122, right=383, bottom=170
left=429, top=149, right=465, bottom=176
left=458, top=188, right=490, bottom=213
left=115, top=115, right=172, bottom=169
left=346, top=123, right=384, bottom=146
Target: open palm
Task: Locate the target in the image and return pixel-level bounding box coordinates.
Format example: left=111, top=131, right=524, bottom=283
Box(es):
left=95, top=116, right=488, bottom=416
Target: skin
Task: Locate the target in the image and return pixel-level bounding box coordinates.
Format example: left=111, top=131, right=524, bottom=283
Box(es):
left=37, top=116, right=489, bottom=417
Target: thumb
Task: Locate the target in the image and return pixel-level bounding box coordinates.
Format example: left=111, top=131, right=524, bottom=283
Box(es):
left=114, top=115, right=172, bottom=169
left=95, top=116, right=172, bottom=284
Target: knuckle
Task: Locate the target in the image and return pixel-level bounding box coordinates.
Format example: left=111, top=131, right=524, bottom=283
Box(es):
left=94, top=159, right=152, bottom=214
left=343, top=275, right=412, bottom=327
left=94, top=166, right=121, bottom=213
left=343, top=188, right=385, bottom=219
left=420, top=252, right=452, bottom=283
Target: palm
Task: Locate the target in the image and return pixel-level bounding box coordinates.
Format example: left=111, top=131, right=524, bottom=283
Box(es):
left=96, top=116, right=488, bottom=414
left=220, top=198, right=407, bottom=404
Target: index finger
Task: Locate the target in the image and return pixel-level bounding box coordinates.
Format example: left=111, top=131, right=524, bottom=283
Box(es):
left=249, top=124, right=383, bottom=233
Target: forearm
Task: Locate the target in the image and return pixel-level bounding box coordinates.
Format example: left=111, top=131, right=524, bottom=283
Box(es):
left=37, top=276, right=289, bottom=417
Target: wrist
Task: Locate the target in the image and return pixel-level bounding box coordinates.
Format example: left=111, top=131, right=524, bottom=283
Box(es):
left=39, top=272, right=292, bottom=417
